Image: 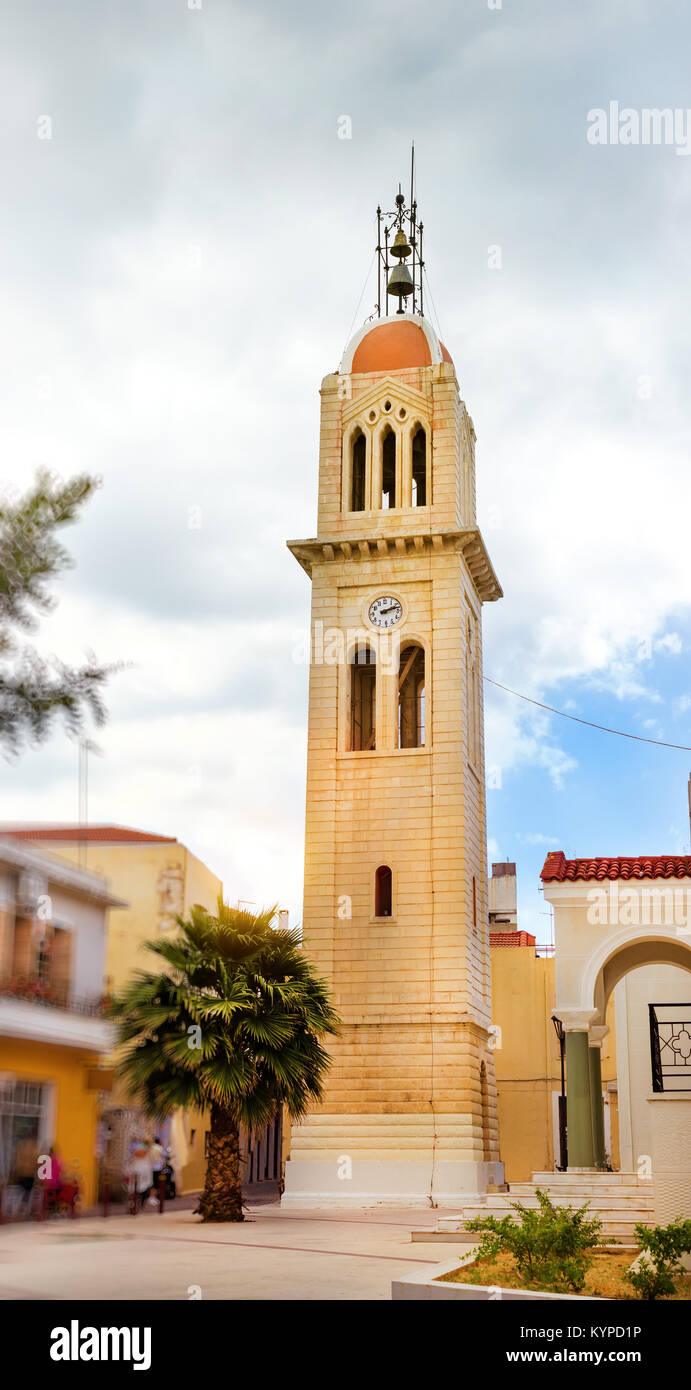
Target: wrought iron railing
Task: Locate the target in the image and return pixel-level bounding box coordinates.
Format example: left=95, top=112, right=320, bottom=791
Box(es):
left=649, top=1002, right=691, bottom=1092
left=0, top=980, right=108, bottom=1018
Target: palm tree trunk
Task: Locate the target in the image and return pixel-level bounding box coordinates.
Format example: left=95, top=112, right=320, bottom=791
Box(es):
left=197, top=1103, right=244, bottom=1222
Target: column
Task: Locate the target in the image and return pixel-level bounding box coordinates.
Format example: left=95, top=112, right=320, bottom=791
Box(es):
left=588, top=1025, right=608, bottom=1169
left=558, top=1009, right=600, bottom=1170
left=565, top=1029, right=594, bottom=1168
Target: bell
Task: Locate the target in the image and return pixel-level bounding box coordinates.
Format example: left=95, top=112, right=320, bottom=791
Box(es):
left=386, top=262, right=414, bottom=308
left=390, top=228, right=412, bottom=260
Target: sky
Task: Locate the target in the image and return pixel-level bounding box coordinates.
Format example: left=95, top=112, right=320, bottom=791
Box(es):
left=1, top=0, right=691, bottom=940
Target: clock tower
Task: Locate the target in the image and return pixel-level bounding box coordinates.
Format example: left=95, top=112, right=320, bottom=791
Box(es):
left=283, top=183, right=504, bottom=1206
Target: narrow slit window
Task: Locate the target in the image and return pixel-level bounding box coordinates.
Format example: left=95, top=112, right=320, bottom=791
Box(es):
left=381, top=428, right=396, bottom=509
left=398, top=644, right=426, bottom=748
left=36, top=939, right=51, bottom=984
left=374, top=865, right=392, bottom=917
left=412, top=427, right=427, bottom=507
left=351, top=431, right=366, bottom=512
left=349, top=646, right=376, bottom=751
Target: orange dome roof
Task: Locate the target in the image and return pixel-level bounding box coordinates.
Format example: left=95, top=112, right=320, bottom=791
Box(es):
left=353, top=320, right=431, bottom=372
left=340, top=314, right=453, bottom=375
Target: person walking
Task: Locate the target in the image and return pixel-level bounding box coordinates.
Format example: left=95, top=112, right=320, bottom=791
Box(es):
left=149, top=1136, right=164, bottom=1205
left=12, top=1137, right=39, bottom=1217
left=127, top=1137, right=154, bottom=1211
left=43, top=1146, right=63, bottom=1216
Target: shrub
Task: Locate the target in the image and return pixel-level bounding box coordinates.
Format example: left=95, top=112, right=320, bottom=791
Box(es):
left=465, top=1188, right=603, bottom=1293
left=625, top=1217, right=691, bottom=1301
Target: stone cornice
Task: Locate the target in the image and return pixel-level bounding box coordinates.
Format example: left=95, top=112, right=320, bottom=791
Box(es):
left=287, top=527, right=503, bottom=603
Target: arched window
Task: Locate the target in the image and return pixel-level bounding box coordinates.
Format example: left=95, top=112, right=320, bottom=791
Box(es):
left=398, top=644, right=426, bottom=748
left=374, top=865, right=392, bottom=917
left=381, top=428, right=396, bottom=509
left=351, top=431, right=366, bottom=512
left=349, top=646, right=376, bottom=751
left=411, top=427, right=427, bottom=507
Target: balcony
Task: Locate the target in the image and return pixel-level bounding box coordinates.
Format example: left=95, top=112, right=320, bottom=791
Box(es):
left=0, top=980, right=113, bottom=1052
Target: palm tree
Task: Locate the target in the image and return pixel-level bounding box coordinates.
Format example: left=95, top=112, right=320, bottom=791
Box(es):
left=109, top=901, right=339, bottom=1222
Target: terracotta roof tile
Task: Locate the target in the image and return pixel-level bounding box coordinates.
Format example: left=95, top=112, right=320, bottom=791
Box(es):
left=0, top=824, right=177, bottom=845
left=541, top=850, right=691, bottom=882
left=490, top=931, right=536, bottom=947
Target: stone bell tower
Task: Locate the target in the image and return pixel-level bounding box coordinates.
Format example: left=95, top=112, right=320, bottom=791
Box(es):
left=282, top=179, right=504, bottom=1207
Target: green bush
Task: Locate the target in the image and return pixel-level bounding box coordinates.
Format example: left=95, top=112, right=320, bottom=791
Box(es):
left=624, top=1217, right=691, bottom=1301
left=465, top=1188, right=602, bottom=1293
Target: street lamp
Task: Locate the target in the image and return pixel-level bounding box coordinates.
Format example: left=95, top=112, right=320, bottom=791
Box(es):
left=551, top=1015, right=567, bottom=1171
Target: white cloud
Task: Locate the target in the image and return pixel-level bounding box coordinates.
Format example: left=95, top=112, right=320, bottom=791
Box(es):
left=656, top=633, right=683, bottom=656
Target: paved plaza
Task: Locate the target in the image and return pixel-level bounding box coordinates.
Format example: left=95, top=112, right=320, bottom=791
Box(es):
left=0, top=1204, right=448, bottom=1301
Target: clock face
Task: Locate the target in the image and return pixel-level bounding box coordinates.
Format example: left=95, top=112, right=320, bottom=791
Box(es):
left=368, top=595, right=403, bottom=629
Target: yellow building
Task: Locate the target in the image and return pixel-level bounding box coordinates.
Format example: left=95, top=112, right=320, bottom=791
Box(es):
left=1, top=825, right=223, bottom=1194
left=0, top=836, right=123, bottom=1207
left=283, top=185, right=504, bottom=1207
left=490, top=935, right=560, bottom=1180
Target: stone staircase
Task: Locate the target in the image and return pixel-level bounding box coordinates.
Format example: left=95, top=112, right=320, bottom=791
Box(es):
left=413, top=1172, right=655, bottom=1245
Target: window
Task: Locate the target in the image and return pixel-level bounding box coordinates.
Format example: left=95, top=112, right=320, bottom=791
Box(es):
left=0, top=1081, right=46, bottom=1186
left=36, top=939, right=51, bottom=984
left=412, top=427, right=427, bottom=507
left=351, top=431, right=366, bottom=511
left=381, top=428, right=396, bottom=509
left=349, top=646, right=376, bottom=751
left=374, top=865, right=392, bottom=917
left=398, top=644, right=426, bottom=748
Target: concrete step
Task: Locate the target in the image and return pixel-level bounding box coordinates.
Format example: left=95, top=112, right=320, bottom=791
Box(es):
left=510, top=1180, right=652, bottom=1193
left=439, top=1213, right=651, bottom=1241
left=506, top=1190, right=654, bottom=1210
left=440, top=1197, right=654, bottom=1241
left=452, top=1202, right=653, bottom=1222
left=529, top=1171, right=648, bottom=1186
left=410, top=1227, right=637, bottom=1252
left=472, top=1187, right=654, bottom=1204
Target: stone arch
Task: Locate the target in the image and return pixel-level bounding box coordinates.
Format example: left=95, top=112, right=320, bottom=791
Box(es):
left=581, top=927, right=691, bottom=1024
left=556, top=926, right=691, bottom=1172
